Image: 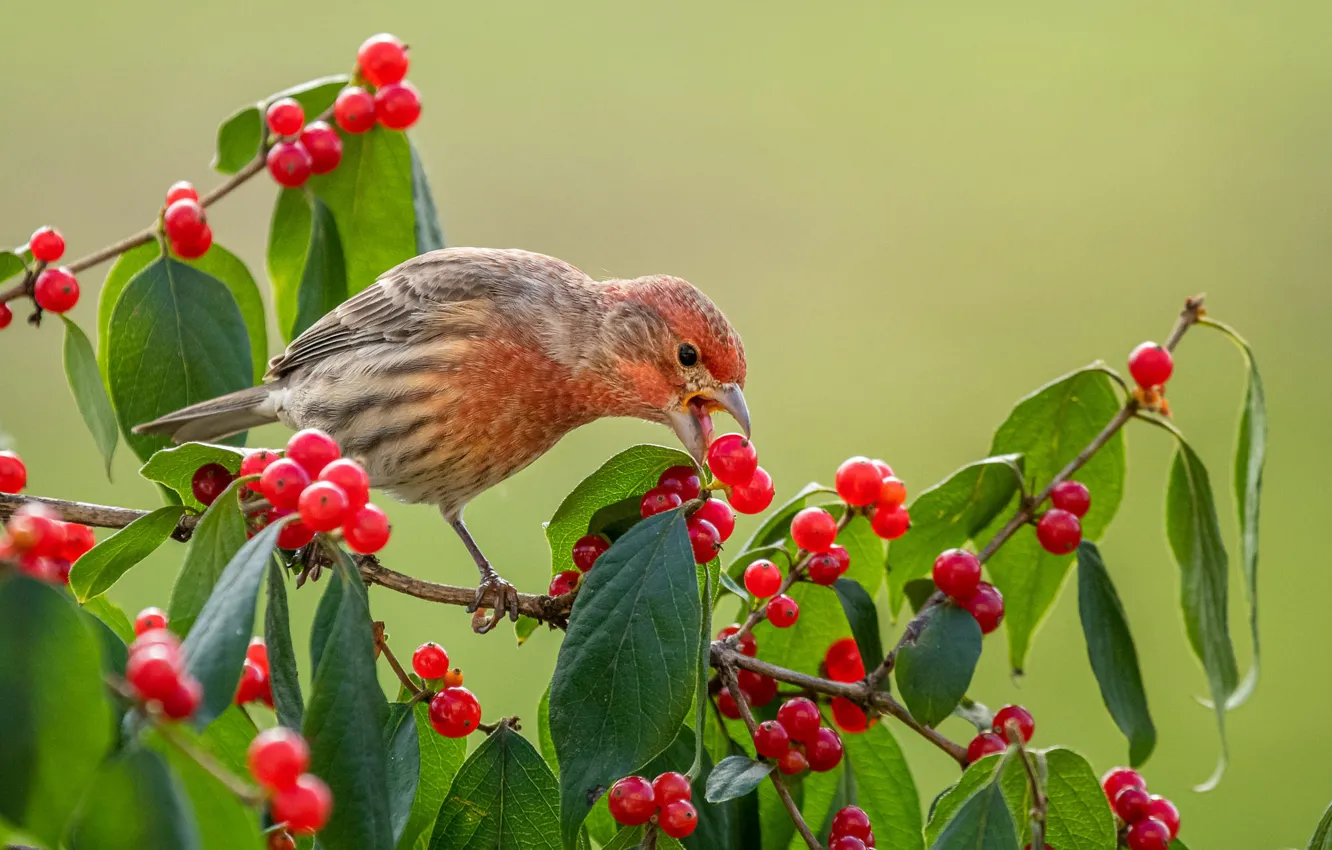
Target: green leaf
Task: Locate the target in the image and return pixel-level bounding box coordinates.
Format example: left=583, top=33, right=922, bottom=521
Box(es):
left=0, top=577, right=114, bottom=846
left=930, top=772, right=1020, bottom=850
left=96, top=242, right=158, bottom=385
left=429, top=724, right=561, bottom=850
left=186, top=244, right=270, bottom=384
left=843, top=723, right=923, bottom=850
left=925, top=755, right=1005, bottom=844
left=895, top=602, right=982, bottom=729
left=1040, top=747, right=1117, bottom=849
left=601, top=827, right=685, bottom=850
left=1166, top=437, right=1239, bottom=791
left=304, top=550, right=393, bottom=850
left=61, top=316, right=118, bottom=477
left=1307, top=801, right=1332, bottom=850
left=546, top=443, right=694, bottom=575
left=168, top=477, right=249, bottom=638
left=754, top=581, right=851, bottom=679
left=411, top=142, right=446, bottom=253
left=832, top=577, right=884, bottom=674
left=67, top=749, right=201, bottom=850
left=213, top=75, right=350, bottom=174
left=69, top=505, right=188, bottom=601
left=983, top=367, right=1126, bottom=673
left=833, top=512, right=887, bottom=598
left=310, top=566, right=344, bottom=673
left=904, top=578, right=937, bottom=614
left=199, top=706, right=258, bottom=776
left=537, top=686, right=559, bottom=774
left=515, top=614, right=542, bottom=645
left=107, top=256, right=253, bottom=462
left=310, top=126, right=417, bottom=296
left=269, top=189, right=350, bottom=343
left=148, top=727, right=263, bottom=850
left=139, top=443, right=245, bottom=510
left=550, top=510, right=702, bottom=848
left=83, top=594, right=136, bottom=643
left=718, top=569, right=750, bottom=603
left=1076, top=542, right=1156, bottom=766
left=265, top=560, right=305, bottom=731
left=886, top=455, right=1022, bottom=614
left=705, top=755, right=772, bottom=803
left=397, top=702, right=466, bottom=850
left=757, top=770, right=799, bottom=850
left=0, top=249, right=25, bottom=283
left=386, top=703, right=422, bottom=845
left=181, top=516, right=291, bottom=727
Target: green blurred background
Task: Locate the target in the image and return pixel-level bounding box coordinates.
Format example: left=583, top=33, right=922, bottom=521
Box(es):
left=2, top=1, right=1329, bottom=845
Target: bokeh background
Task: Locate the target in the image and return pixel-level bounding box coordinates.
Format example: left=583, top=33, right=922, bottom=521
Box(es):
left=3, top=1, right=1330, bottom=845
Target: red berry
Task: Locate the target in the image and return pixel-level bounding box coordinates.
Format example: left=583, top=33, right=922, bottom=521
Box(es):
left=766, top=594, right=799, bottom=627
left=687, top=517, right=721, bottom=564
left=1049, top=480, right=1091, bottom=518
left=641, top=486, right=683, bottom=518
left=659, top=800, right=698, bottom=839
left=657, top=465, right=701, bottom=500
left=805, top=727, right=843, bottom=772
left=334, top=86, right=377, bottom=134
left=160, top=676, right=202, bottom=720
left=412, top=641, right=450, bottom=679
left=717, top=689, right=741, bottom=719
left=1145, top=796, right=1180, bottom=839
left=127, top=645, right=181, bottom=702
left=571, top=534, right=611, bottom=571
left=0, top=452, right=26, bottom=493
left=831, top=697, right=869, bottom=733
left=316, top=459, right=370, bottom=511
left=235, top=658, right=269, bottom=705
left=652, top=771, right=692, bottom=805
left=261, top=459, right=311, bottom=510
left=744, top=559, right=782, bottom=597
left=790, top=507, right=837, bottom=553
left=807, top=552, right=841, bottom=585
left=777, top=748, right=808, bottom=775
left=607, top=775, right=656, bottom=826
left=170, top=223, right=213, bottom=260
left=165, top=181, right=198, bottom=206
left=344, top=504, right=391, bottom=554
left=6, top=511, right=55, bottom=554
left=60, top=523, right=96, bottom=561
left=825, top=637, right=865, bottom=682
left=966, top=732, right=1006, bottom=764
left=240, top=449, right=280, bottom=493
left=829, top=838, right=867, bottom=850
left=299, top=121, right=343, bottom=174
left=835, top=457, right=883, bottom=506
left=718, top=624, right=757, bottom=656
left=706, top=433, right=758, bottom=486
left=777, top=698, right=821, bottom=742
left=428, top=686, right=482, bottom=737
left=287, top=429, right=340, bottom=476
left=829, top=543, right=850, bottom=574
left=830, top=805, right=872, bottom=841
left=869, top=504, right=910, bottom=540
left=729, top=465, right=774, bottom=514
left=1128, top=342, right=1174, bottom=388
left=191, top=462, right=234, bottom=507
left=375, top=82, right=422, bottom=130
left=130, top=627, right=181, bottom=659
left=298, top=481, right=351, bottom=532
left=738, top=670, right=778, bottom=706
left=29, top=226, right=65, bottom=262
left=1114, top=786, right=1152, bottom=823
left=1035, top=509, right=1082, bottom=555
left=164, top=198, right=207, bottom=245
left=992, top=704, right=1035, bottom=744
left=248, top=727, right=310, bottom=790
left=870, top=459, right=894, bottom=479
left=247, top=637, right=269, bottom=672
left=0, top=303, right=11, bottom=330
left=932, top=548, right=981, bottom=599
left=357, top=33, right=410, bottom=87
left=1125, top=818, right=1171, bottom=850
left=693, top=498, right=736, bottom=542
left=266, top=98, right=305, bottom=137
left=271, top=774, right=332, bottom=835
left=267, top=141, right=313, bottom=188
left=33, top=267, right=79, bottom=313
left=754, top=720, right=790, bottom=758
left=877, top=477, right=907, bottom=511
left=1101, top=767, right=1147, bottom=803
left=548, top=569, right=581, bottom=596
left=276, top=514, right=315, bottom=550
left=958, top=582, right=1005, bottom=635
left=134, top=607, right=168, bottom=636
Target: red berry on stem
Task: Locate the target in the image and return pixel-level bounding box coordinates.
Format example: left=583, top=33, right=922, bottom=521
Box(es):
left=652, top=771, right=692, bottom=805
left=413, top=642, right=450, bottom=679
left=825, top=637, right=865, bottom=682
left=1101, top=767, right=1146, bottom=803
left=0, top=303, right=11, bottom=330
left=267, top=142, right=313, bottom=188
left=754, top=720, right=790, bottom=758
left=640, top=486, right=682, bottom=518
left=548, top=570, right=580, bottom=596
left=29, top=226, right=65, bottom=262
left=659, top=800, right=698, bottom=839
left=777, top=697, right=822, bottom=742
left=160, top=677, right=202, bottom=720
left=693, top=498, right=736, bottom=542
left=271, top=774, right=333, bottom=835
left=932, top=548, right=981, bottom=599
left=1125, top=818, right=1171, bottom=850
left=334, top=87, right=377, bottom=134
left=706, top=433, right=758, bottom=486
left=344, top=504, right=391, bottom=554
left=717, top=689, right=741, bottom=719
left=835, top=456, right=883, bottom=506
left=375, top=82, right=422, bottom=130
left=687, top=517, right=721, bottom=564
left=299, top=121, right=343, bottom=174
left=127, top=645, right=181, bottom=702
left=877, top=477, right=907, bottom=510
left=571, top=534, right=610, bottom=571
left=830, top=805, right=872, bottom=841
left=357, top=33, right=410, bottom=87
left=1114, top=786, right=1151, bottom=823
left=992, top=704, right=1035, bottom=744
left=428, top=686, right=482, bottom=737
left=0, top=452, right=26, bottom=493
left=34, top=267, right=79, bottom=313
left=276, top=515, right=315, bottom=550
left=191, top=462, right=234, bottom=506
left=130, top=627, right=181, bottom=658
left=135, top=607, right=168, bottom=636
left=729, top=465, right=774, bottom=514
left=829, top=543, right=850, bottom=574
left=248, top=727, right=310, bottom=790
left=870, top=504, right=910, bottom=540
left=718, top=623, right=757, bottom=656
left=657, top=465, right=701, bottom=500
left=790, top=507, right=837, bottom=553
left=164, top=198, right=207, bottom=246
left=261, top=459, right=311, bottom=510
left=61, top=523, right=96, bottom=561
left=240, top=450, right=279, bottom=492
left=1035, top=509, right=1082, bottom=554
left=1049, top=480, right=1091, bottom=518
left=266, top=98, right=306, bottom=136
left=807, top=551, right=841, bottom=585
left=958, top=582, right=1004, bottom=634
left=170, top=223, right=213, bottom=260
left=606, top=775, right=656, bottom=825
left=805, top=727, right=844, bottom=772
left=1128, top=342, right=1174, bottom=388
left=1145, top=796, right=1180, bottom=838
left=829, top=838, right=867, bottom=850
left=966, top=732, right=1006, bottom=763
left=744, top=559, right=782, bottom=597
left=739, top=670, right=777, bottom=706
left=235, top=658, right=269, bottom=705
left=287, top=429, right=340, bottom=476
left=317, top=458, right=370, bottom=510
left=765, top=594, right=799, bottom=627
left=298, top=481, right=351, bottom=531
left=247, top=637, right=269, bottom=672
left=831, top=697, right=869, bottom=733
left=165, top=181, right=198, bottom=205
left=777, top=747, right=808, bottom=775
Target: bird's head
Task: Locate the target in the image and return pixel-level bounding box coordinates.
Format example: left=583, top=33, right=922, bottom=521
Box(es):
left=597, top=275, right=748, bottom=465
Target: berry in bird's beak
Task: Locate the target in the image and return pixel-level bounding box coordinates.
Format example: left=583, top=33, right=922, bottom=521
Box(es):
left=666, top=383, right=749, bottom=466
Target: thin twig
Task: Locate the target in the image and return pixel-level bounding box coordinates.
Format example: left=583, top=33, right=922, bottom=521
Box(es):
left=155, top=716, right=265, bottom=805
left=372, top=621, right=421, bottom=697
left=1009, top=722, right=1048, bottom=847
left=639, top=823, right=659, bottom=850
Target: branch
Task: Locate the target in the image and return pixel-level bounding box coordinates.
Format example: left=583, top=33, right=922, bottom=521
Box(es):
left=1009, top=723, right=1048, bottom=847
left=372, top=620, right=422, bottom=698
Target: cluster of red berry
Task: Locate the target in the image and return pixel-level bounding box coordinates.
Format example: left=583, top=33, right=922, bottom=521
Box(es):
left=1034, top=479, right=1092, bottom=556
left=236, top=636, right=275, bottom=708
left=931, top=548, right=1004, bottom=634
left=964, top=704, right=1036, bottom=763
left=13, top=226, right=81, bottom=318
left=248, top=727, right=333, bottom=835
left=822, top=637, right=873, bottom=732
left=712, top=625, right=780, bottom=716
left=124, top=614, right=204, bottom=720
left=158, top=181, right=215, bottom=259
left=1101, top=767, right=1181, bottom=850
left=606, top=771, right=698, bottom=839
left=828, top=804, right=877, bottom=850
left=753, top=696, right=844, bottom=775
left=0, top=454, right=97, bottom=584
left=413, top=641, right=483, bottom=738
left=706, top=433, right=776, bottom=513
left=833, top=455, right=910, bottom=540
left=264, top=98, right=343, bottom=189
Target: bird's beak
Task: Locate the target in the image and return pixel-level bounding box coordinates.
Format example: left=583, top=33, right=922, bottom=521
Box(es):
left=667, top=383, right=751, bottom=466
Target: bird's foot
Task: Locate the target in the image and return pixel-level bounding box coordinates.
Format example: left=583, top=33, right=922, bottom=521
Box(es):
left=468, top=568, right=520, bottom=634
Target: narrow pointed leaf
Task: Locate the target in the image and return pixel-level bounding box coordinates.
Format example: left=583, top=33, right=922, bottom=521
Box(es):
left=138, top=443, right=244, bottom=510
left=265, top=560, right=304, bottom=730
left=930, top=773, right=1020, bottom=850
left=705, top=755, right=773, bottom=803
left=269, top=189, right=350, bottom=343
left=832, top=577, right=884, bottom=673
left=167, top=477, right=249, bottom=637
left=397, top=702, right=465, bottom=850
left=0, top=249, right=24, bottom=283
left=60, top=316, right=118, bottom=477
left=148, top=727, right=263, bottom=850
left=385, top=703, right=422, bottom=845
left=842, top=722, right=924, bottom=850
left=83, top=593, right=135, bottom=643
left=411, top=142, right=446, bottom=253
left=1040, top=747, right=1117, bottom=849
left=1307, top=801, right=1332, bottom=850
left=69, top=505, right=188, bottom=601
left=895, top=602, right=982, bottom=728
left=66, top=749, right=201, bottom=850
left=310, top=565, right=344, bottom=673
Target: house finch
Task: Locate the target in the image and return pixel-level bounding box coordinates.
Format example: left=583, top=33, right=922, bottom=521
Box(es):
left=136, top=248, right=749, bottom=630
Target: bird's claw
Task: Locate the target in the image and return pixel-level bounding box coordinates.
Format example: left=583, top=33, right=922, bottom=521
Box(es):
left=468, top=574, right=520, bottom=634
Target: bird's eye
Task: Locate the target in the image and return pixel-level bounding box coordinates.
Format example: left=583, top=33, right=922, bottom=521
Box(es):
left=677, top=343, right=699, bottom=367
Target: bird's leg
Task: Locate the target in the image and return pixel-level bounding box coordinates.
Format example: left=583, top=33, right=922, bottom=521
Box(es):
left=446, top=513, right=520, bottom=634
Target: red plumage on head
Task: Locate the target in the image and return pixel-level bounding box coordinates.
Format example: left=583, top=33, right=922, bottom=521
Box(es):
left=616, top=275, right=747, bottom=387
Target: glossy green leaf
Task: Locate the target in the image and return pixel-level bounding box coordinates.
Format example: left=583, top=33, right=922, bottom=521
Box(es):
left=550, top=510, right=701, bottom=848
left=895, top=602, right=982, bottom=729
left=182, top=516, right=291, bottom=726
left=0, top=250, right=25, bottom=283
left=1040, top=747, right=1117, bottom=849
left=148, top=727, right=263, bottom=850
left=982, top=367, right=1126, bottom=673
left=602, top=827, right=685, bottom=850
left=269, top=189, right=350, bottom=343
left=398, top=702, right=466, bottom=850
left=138, top=442, right=245, bottom=510
left=429, top=724, right=561, bottom=850
left=70, top=505, right=188, bottom=601
left=1167, top=437, right=1239, bottom=790
left=107, top=256, right=253, bottom=462
left=546, top=443, right=694, bottom=575
left=832, top=577, right=884, bottom=674
left=904, top=578, right=937, bottom=614
left=1076, top=542, right=1155, bottom=766
left=310, top=565, right=344, bottom=673
left=61, top=316, right=118, bottom=477
left=930, top=772, right=1020, bottom=850
left=0, top=578, right=114, bottom=846
left=199, top=706, right=257, bottom=776
left=754, top=580, right=851, bottom=679
left=66, top=749, right=201, bottom=850
left=537, top=686, right=559, bottom=773
left=925, top=755, right=1006, bottom=844
left=265, top=560, right=304, bottom=730
left=96, top=242, right=158, bottom=384
left=705, top=755, right=772, bottom=803
left=843, top=722, right=923, bottom=850
left=411, top=142, right=446, bottom=253
left=168, top=477, right=249, bottom=638
left=386, top=703, right=422, bottom=845
left=886, top=455, right=1022, bottom=613
left=1307, top=801, right=1332, bottom=850
left=213, top=76, right=349, bottom=173
left=83, top=594, right=135, bottom=643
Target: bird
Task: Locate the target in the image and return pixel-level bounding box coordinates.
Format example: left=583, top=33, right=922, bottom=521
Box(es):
left=135, top=247, right=749, bottom=631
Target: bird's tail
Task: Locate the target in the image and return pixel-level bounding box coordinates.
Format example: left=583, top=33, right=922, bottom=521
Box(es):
left=133, top=384, right=282, bottom=444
